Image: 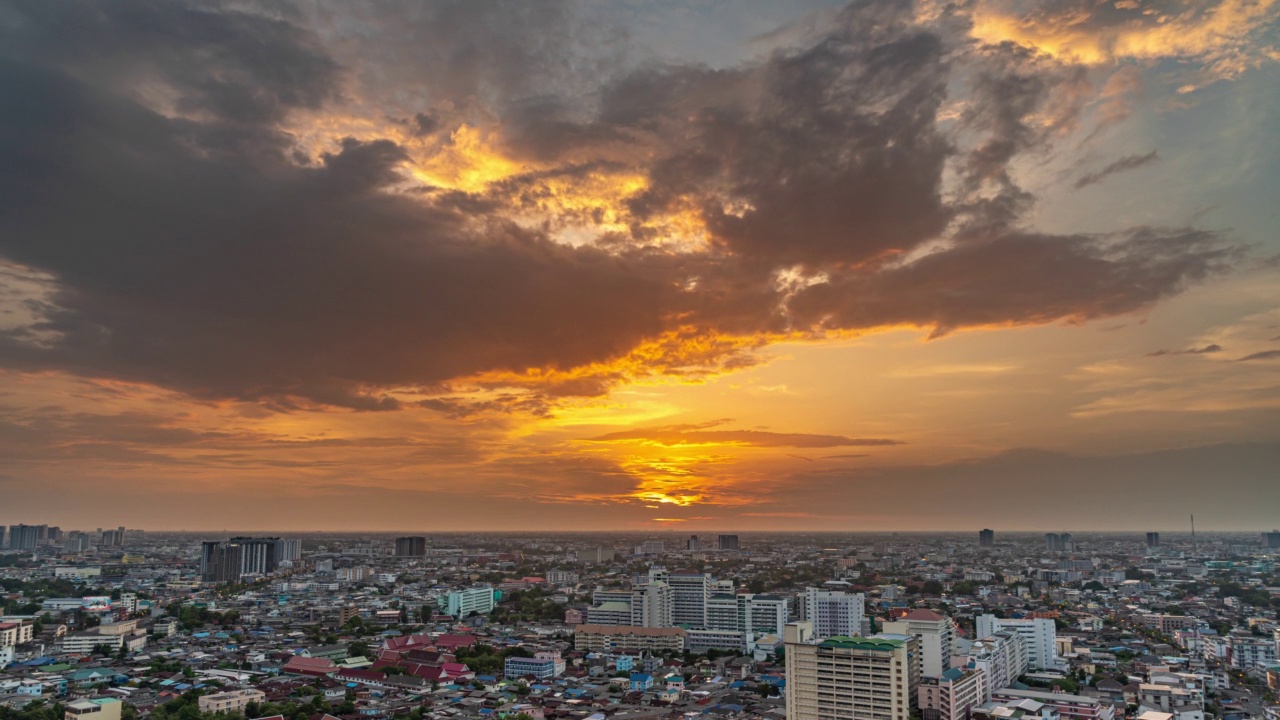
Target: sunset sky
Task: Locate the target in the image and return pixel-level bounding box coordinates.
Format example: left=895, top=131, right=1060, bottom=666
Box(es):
left=1, top=0, right=1278, bottom=532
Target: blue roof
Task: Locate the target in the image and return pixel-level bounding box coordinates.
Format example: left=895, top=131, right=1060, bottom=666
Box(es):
left=941, top=668, right=965, bottom=680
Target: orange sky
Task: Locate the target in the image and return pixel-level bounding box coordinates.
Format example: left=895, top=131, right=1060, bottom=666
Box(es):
left=0, top=0, right=1278, bottom=531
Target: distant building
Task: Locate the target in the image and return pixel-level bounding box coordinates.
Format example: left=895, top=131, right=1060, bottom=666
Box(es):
left=198, top=689, right=266, bottom=714
left=718, top=534, right=740, bottom=551
left=802, top=587, right=866, bottom=639
left=573, top=624, right=686, bottom=653
left=979, top=529, right=995, bottom=547
left=960, top=632, right=1029, bottom=697
left=276, top=538, right=303, bottom=562
left=668, top=569, right=711, bottom=628
left=7, top=525, right=43, bottom=552
left=708, top=593, right=787, bottom=636
left=394, top=536, right=426, bottom=557
left=200, top=537, right=281, bottom=583
left=1147, top=532, right=1161, bottom=548
left=504, top=651, right=565, bottom=679
left=65, top=699, right=122, bottom=720
left=1263, top=531, right=1280, bottom=549
left=444, top=587, right=495, bottom=618
left=686, top=535, right=700, bottom=551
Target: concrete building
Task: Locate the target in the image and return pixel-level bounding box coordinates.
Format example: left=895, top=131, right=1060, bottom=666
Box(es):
left=630, top=581, right=674, bottom=628
left=707, top=593, right=788, bottom=636
left=1146, top=532, right=1161, bottom=548
left=667, top=569, right=710, bottom=628
left=394, top=536, right=426, bottom=557
left=976, top=614, right=1059, bottom=670
left=920, top=667, right=987, bottom=720
left=65, top=699, right=122, bottom=720
left=883, top=608, right=956, bottom=677
left=980, top=529, right=995, bottom=547
left=200, top=537, right=280, bottom=583
left=991, top=689, right=1115, bottom=720
left=198, top=689, right=266, bottom=714
left=444, top=587, right=495, bottom=618
left=803, top=587, right=866, bottom=639
left=786, top=622, right=921, bottom=720
left=504, top=651, right=566, bottom=679
left=573, top=624, right=686, bottom=653
left=959, top=632, right=1030, bottom=698
left=718, top=535, right=740, bottom=551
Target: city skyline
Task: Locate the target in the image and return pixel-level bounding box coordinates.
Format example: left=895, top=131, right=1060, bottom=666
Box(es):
left=1, top=0, right=1279, bottom=530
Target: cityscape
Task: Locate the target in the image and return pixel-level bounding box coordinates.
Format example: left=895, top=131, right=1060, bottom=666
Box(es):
left=1, top=528, right=1279, bottom=720
left=2, top=1, right=1279, bottom=720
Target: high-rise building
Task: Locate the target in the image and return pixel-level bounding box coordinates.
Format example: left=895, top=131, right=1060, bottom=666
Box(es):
left=276, top=538, right=302, bottom=562
left=630, top=581, right=674, bottom=628
left=686, top=535, right=700, bottom=551
left=708, top=593, right=788, bottom=636
left=1044, top=533, right=1073, bottom=552
left=882, top=609, right=957, bottom=678
left=7, top=525, right=42, bottom=551
left=394, top=536, right=426, bottom=557
left=639, top=540, right=664, bottom=554
left=959, top=632, right=1028, bottom=697
left=803, top=587, right=866, bottom=639
left=200, top=537, right=280, bottom=583
left=919, top=668, right=987, bottom=720
left=979, top=529, right=994, bottom=547
left=717, top=534, right=740, bottom=551
left=786, top=622, right=921, bottom=720
left=1262, top=531, right=1280, bottom=549
left=667, top=569, right=710, bottom=628
left=975, top=614, right=1058, bottom=670
left=1146, top=532, right=1161, bottom=548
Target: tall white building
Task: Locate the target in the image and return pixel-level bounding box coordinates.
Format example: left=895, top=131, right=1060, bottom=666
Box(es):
left=883, top=609, right=957, bottom=678
left=708, top=593, right=788, bottom=636
left=667, top=570, right=711, bottom=628
left=630, top=581, right=674, bottom=628
left=445, top=587, right=495, bottom=617
left=975, top=614, right=1058, bottom=670
left=786, top=622, right=921, bottom=720
left=803, top=588, right=866, bottom=639
left=958, top=631, right=1028, bottom=697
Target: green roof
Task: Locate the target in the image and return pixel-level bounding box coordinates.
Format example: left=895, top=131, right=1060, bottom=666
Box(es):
left=820, top=636, right=905, bottom=650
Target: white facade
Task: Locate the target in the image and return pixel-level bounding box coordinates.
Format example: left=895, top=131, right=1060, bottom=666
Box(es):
left=803, top=588, right=866, bottom=639
left=667, top=570, right=711, bottom=628
left=882, top=609, right=956, bottom=678
left=445, top=586, right=495, bottom=617
left=786, top=622, right=921, bottom=720
left=960, top=632, right=1029, bottom=697
left=976, top=615, right=1059, bottom=670
left=630, top=581, right=674, bottom=628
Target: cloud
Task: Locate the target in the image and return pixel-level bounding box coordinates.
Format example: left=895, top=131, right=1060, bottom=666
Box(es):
left=0, top=0, right=1239, bottom=413
left=1074, top=150, right=1161, bottom=189
left=1238, top=349, right=1280, bottom=361
left=585, top=424, right=902, bottom=448
left=1147, top=343, right=1223, bottom=356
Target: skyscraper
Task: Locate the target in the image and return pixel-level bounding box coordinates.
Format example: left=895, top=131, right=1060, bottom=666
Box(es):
left=7, top=525, right=42, bottom=551
left=686, top=535, right=700, bottom=551
left=200, top=537, right=280, bottom=583
left=979, top=529, right=994, bottom=547
left=1263, top=531, right=1280, bottom=549
left=1146, top=532, right=1160, bottom=548
left=717, top=534, right=740, bottom=551
left=667, top=569, right=710, bottom=628
left=881, top=609, right=956, bottom=677
left=394, top=536, right=426, bottom=557
left=803, top=587, right=866, bottom=638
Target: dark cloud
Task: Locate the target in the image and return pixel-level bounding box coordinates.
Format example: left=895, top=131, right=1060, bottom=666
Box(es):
left=1074, top=150, right=1161, bottom=189
left=0, top=0, right=1238, bottom=410
left=1238, top=349, right=1280, bottom=361
left=1147, top=343, right=1222, bottom=357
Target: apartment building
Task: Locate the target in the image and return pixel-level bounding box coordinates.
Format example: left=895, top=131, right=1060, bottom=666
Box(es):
left=444, top=587, right=495, bottom=618
left=991, top=689, right=1115, bottom=720
left=976, top=614, right=1059, bottom=670
left=573, top=624, right=686, bottom=653
left=920, top=667, right=987, bottom=720
left=959, top=632, right=1030, bottom=698
left=198, top=689, right=266, bottom=714
left=786, top=622, right=921, bottom=720
left=883, top=609, right=956, bottom=677
left=803, top=587, right=867, bottom=639
left=65, top=699, right=122, bottom=720
left=667, top=570, right=711, bottom=628
left=504, top=651, right=566, bottom=679
left=707, top=593, right=788, bottom=636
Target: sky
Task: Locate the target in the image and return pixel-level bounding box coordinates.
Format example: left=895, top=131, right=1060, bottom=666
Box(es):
left=0, top=0, right=1278, bottom=533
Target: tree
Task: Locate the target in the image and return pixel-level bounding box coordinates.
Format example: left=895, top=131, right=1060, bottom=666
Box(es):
left=922, top=580, right=944, bottom=595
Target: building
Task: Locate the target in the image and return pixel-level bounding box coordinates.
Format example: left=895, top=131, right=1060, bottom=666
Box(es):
left=980, top=529, right=995, bottom=547
left=504, top=651, right=566, bottom=679
left=578, top=547, right=616, bottom=564
left=1147, top=532, right=1161, bottom=548
left=546, top=570, right=578, bottom=585
left=200, top=537, right=281, bottom=583
left=631, top=581, right=674, bottom=628
left=198, top=689, right=266, bottom=714
left=707, top=593, right=788, bottom=636
left=991, top=689, right=1115, bottom=720
left=803, top=587, right=866, bottom=639
left=920, top=667, right=987, bottom=720
left=573, top=624, right=686, bottom=653
left=60, top=631, right=124, bottom=655
left=883, top=608, right=956, bottom=677
left=394, top=536, right=426, bottom=557
left=786, top=622, right=921, bottom=720
left=276, top=538, right=303, bottom=562
left=960, top=632, right=1029, bottom=697
left=976, top=614, right=1058, bottom=670
left=1227, top=635, right=1276, bottom=671
left=65, top=699, right=122, bottom=720
left=445, top=587, right=495, bottom=618
left=687, top=535, right=700, bottom=551
left=668, top=569, right=711, bottom=628
left=685, top=628, right=751, bottom=654
left=1263, top=531, right=1280, bottom=549
left=718, top=535, right=740, bottom=551
left=7, top=525, right=43, bottom=552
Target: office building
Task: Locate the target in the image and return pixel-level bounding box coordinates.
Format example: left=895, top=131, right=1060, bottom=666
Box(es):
left=1147, top=532, right=1161, bottom=548
left=1263, top=531, right=1280, bottom=549
left=668, top=569, right=711, bottom=628
left=718, top=534, right=740, bottom=551
left=687, top=535, right=700, bottom=551
left=574, top=624, right=686, bottom=653
left=638, top=540, right=664, bottom=554
left=883, top=608, right=956, bottom=677
left=786, top=622, right=921, bottom=720
left=504, top=651, right=566, bottom=679
left=7, top=525, right=43, bottom=551
left=444, top=586, right=495, bottom=617
left=920, top=667, right=987, bottom=720
left=979, top=529, right=995, bottom=547
left=803, top=587, right=866, bottom=639
left=394, top=536, right=426, bottom=557
left=976, top=614, right=1058, bottom=670
left=578, top=547, right=616, bottom=564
